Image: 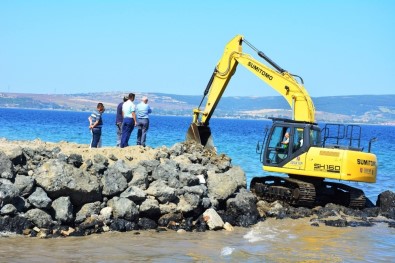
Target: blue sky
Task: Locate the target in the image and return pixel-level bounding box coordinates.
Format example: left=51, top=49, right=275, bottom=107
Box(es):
left=1, top=0, right=394, bottom=97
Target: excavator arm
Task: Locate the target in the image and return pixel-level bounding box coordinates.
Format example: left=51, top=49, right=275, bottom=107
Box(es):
left=187, top=35, right=315, bottom=147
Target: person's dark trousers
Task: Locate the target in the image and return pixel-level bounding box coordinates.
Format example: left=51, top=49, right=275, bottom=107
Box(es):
left=120, top=117, right=134, bottom=148
left=116, top=122, right=122, bottom=147
left=136, top=118, right=149, bottom=146
left=90, top=128, right=102, bottom=148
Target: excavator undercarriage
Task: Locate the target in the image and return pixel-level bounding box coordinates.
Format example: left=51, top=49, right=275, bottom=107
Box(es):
left=250, top=176, right=367, bottom=208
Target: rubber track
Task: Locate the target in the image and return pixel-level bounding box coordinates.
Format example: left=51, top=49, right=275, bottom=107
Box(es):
left=321, top=182, right=366, bottom=208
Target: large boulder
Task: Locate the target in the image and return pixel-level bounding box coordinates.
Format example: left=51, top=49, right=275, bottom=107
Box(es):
left=25, top=208, right=54, bottom=228
left=33, top=159, right=102, bottom=206
left=145, top=180, right=176, bottom=204
left=225, top=188, right=259, bottom=227
left=51, top=196, right=74, bottom=223
left=377, top=190, right=395, bottom=220
left=27, top=187, right=52, bottom=209
left=107, top=197, right=139, bottom=222
left=75, top=201, right=101, bottom=224
left=0, top=151, right=13, bottom=179
left=14, top=174, right=35, bottom=197
left=0, top=179, right=19, bottom=207
left=101, top=170, right=128, bottom=196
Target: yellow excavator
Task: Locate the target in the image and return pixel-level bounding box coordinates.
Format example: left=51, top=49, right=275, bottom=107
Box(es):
left=186, top=35, right=377, bottom=208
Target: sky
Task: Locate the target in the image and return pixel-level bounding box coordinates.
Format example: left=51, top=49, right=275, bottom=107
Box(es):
left=1, top=0, right=394, bottom=97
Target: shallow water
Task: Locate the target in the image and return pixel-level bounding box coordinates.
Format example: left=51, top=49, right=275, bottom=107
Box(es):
left=0, top=218, right=394, bottom=262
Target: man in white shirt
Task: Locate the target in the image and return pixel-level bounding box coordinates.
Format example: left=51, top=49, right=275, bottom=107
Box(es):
left=120, top=93, right=137, bottom=148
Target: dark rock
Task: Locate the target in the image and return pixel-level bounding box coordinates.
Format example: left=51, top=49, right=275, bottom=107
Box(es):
left=176, top=194, right=198, bottom=214
left=180, top=163, right=207, bottom=176
left=68, top=227, right=86, bottom=237
left=347, top=220, right=374, bottom=227
left=109, top=160, right=133, bottom=181
left=324, top=219, right=347, bottom=227
left=138, top=217, right=157, bottom=230
left=0, top=215, right=34, bottom=234
left=14, top=174, right=35, bottom=197
left=67, top=154, right=83, bottom=168
left=25, top=208, right=54, bottom=228
left=75, top=201, right=101, bottom=224
left=101, top=170, right=128, bottom=197
left=12, top=196, right=31, bottom=212
left=169, top=143, right=185, bottom=156
left=179, top=217, right=194, bottom=232
left=109, top=219, right=137, bottom=232
left=377, top=191, right=395, bottom=219
left=0, top=151, right=13, bottom=179
left=157, top=213, right=183, bottom=227
left=152, top=160, right=179, bottom=182
left=363, top=207, right=380, bottom=217
left=145, top=180, right=176, bottom=204
left=178, top=172, right=200, bottom=187
left=209, top=154, right=231, bottom=172
left=91, top=154, right=109, bottom=174
left=51, top=196, right=74, bottom=223
left=225, top=189, right=259, bottom=227
left=194, top=216, right=208, bottom=232
left=107, top=197, right=139, bottom=222
left=129, top=165, right=149, bottom=190
left=288, top=207, right=313, bottom=219
left=0, top=180, right=19, bottom=206
left=79, top=215, right=104, bottom=230
left=388, top=222, right=395, bottom=228
left=138, top=160, right=160, bottom=174
left=0, top=204, right=17, bottom=215
left=120, top=185, right=147, bottom=203
left=314, top=204, right=341, bottom=219
left=8, top=148, right=27, bottom=166
left=139, top=198, right=161, bottom=219
left=27, top=187, right=52, bottom=209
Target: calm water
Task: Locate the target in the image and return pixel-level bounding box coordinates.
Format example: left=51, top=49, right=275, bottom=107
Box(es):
left=0, top=108, right=394, bottom=262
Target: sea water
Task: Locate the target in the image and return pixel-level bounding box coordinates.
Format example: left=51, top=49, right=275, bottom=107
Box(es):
left=0, top=108, right=394, bottom=262
left=0, top=108, right=392, bottom=201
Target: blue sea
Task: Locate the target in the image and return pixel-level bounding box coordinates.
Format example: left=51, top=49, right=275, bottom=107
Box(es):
left=0, top=107, right=394, bottom=262
left=0, top=108, right=393, bottom=202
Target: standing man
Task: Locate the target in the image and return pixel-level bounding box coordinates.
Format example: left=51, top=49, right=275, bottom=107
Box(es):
left=116, top=95, right=128, bottom=147
left=120, top=93, right=137, bottom=148
left=136, top=96, right=152, bottom=147
left=88, top=102, right=105, bottom=148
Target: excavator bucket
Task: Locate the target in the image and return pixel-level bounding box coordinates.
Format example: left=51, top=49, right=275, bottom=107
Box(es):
left=186, top=123, right=215, bottom=149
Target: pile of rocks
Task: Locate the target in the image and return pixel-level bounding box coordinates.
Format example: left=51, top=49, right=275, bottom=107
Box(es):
left=0, top=141, right=260, bottom=237
left=0, top=140, right=394, bottom=238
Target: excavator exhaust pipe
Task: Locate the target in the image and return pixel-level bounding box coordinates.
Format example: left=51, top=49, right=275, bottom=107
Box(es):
left=186, top=123, right=215, bottom=150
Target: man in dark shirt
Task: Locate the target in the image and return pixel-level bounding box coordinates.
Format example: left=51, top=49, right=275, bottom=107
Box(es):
left=116, top=96, right=128, bottom=147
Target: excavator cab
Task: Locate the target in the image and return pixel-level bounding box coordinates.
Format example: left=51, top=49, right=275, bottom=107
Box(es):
left=261, top=118, right=321, bottom=167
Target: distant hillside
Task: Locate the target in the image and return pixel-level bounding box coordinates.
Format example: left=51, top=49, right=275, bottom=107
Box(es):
left=0, top=92, right=394, bottom=125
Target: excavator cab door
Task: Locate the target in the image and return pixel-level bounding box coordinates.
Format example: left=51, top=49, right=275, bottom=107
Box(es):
left=262, top=120, right=320, bottom=167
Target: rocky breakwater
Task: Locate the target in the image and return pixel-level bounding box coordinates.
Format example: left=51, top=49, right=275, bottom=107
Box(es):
left=0, top=138, right=394, bottom=238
